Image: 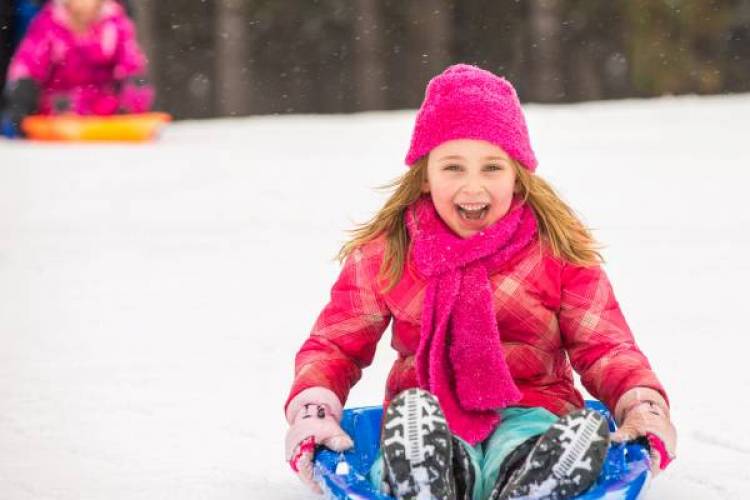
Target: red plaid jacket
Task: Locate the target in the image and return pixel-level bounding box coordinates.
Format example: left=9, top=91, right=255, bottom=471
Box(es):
left=286, top=236, right=666, bottom=416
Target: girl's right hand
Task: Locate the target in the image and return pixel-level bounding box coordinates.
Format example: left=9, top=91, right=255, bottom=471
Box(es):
left=285, top=388, right=354, bottom=494
left=611, top=387, right=676, bottom=475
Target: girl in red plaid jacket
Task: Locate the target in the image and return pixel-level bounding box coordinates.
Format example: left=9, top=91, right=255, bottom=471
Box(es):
left=284, top=65, right=676, bottom=500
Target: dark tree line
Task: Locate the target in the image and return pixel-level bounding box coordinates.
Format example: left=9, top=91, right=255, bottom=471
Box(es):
left=4, top=0, right=750, bottom=119
left=1, top=1, right=19, bottom=109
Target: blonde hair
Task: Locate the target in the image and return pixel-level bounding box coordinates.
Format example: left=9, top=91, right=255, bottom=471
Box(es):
left=338, top=158, right=602, bottom=290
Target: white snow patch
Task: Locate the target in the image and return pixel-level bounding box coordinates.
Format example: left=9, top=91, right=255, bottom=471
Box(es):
left=1, top=95, right=749, bottom=498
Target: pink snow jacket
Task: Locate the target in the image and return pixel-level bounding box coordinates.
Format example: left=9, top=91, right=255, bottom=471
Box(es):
left=286, top=235, right=668, bottom=419
left=7, top=0, right=153, bottom=115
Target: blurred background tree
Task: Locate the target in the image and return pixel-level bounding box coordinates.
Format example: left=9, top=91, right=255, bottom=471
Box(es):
left=4, top=0, right=748, bottom=119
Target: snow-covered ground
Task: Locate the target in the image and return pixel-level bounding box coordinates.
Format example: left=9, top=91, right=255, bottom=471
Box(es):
left=1, top=94, right=749, bottom=499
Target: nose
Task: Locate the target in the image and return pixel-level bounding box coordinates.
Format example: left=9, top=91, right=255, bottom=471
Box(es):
left=461, top=172, right=485, bottom=196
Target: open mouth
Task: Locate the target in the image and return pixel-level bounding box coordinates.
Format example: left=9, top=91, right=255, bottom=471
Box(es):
left=456, top=202, right=489, bottom=221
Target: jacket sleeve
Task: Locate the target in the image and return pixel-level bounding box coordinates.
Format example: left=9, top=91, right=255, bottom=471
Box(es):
left=285, top=245, right=392, bottom=411
left=558, top=263, right=668, bottom=413
left=112, top=14, right=148, bottom=80
left=112, top=15, right=154, bottom=113
left=6, top=14, right=53, bottom=84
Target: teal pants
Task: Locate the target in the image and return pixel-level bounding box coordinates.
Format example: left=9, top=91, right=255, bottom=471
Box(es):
left=369, top=406, right=558, bottom=500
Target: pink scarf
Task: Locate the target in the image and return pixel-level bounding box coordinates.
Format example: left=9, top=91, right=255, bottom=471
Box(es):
left=406, top=196, right=538, bottom=444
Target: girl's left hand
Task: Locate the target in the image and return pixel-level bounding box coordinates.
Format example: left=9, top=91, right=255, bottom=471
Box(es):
left=284, top=387, right=353, bottom=494
left=611, top=398, right=677, bottom=475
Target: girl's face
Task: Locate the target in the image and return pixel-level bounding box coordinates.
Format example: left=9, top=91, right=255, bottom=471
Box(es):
left=65, top=0, right=103, bottom=27
left=423, top=139, right=518, bottom=239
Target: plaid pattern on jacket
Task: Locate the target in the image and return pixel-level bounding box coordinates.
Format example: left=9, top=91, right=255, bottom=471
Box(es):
left=286, top=236, right=667, bottom=417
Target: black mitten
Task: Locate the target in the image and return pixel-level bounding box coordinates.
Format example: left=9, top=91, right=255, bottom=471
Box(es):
left=3, top=78, right=40, bottom=136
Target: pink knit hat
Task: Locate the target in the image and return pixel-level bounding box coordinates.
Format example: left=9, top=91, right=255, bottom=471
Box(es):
left=404, top=64, right=537, bottom=171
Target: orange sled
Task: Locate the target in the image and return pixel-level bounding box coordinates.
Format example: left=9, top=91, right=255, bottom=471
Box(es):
left=22, top=112, right=171, bottom=142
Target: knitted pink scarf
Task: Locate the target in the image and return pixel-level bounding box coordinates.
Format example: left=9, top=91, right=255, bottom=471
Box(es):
left=407, top=196, right=538, bottom=444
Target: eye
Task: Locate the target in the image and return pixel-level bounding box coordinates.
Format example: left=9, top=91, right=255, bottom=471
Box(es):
left=442, top=164, right=462, bottom=172
left=484, top=164, right=504, bottom=172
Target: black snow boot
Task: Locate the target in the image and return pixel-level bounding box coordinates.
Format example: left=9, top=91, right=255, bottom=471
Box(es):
left=488, top=435, right=540, bottom=499
left=493, top=408, right=610, bottom=500
left=381, top=388, right=456, bottom=500
left=451, top=435, right=476, bottom=500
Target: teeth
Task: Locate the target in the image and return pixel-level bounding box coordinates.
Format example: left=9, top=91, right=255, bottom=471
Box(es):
left=458, top=203, right=488, bottom=211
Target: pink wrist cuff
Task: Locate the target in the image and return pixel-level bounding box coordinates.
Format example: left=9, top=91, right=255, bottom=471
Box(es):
left=647, top=433, right=675, bottom=470
left=289, top=436, right=316, bottom=472
left=614, top=387, right=669, bottom=424
left=285, top=387, right=343, bottom=423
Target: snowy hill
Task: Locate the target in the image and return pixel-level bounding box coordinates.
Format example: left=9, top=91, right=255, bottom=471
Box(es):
left=1, top=94, right=749, bottom=499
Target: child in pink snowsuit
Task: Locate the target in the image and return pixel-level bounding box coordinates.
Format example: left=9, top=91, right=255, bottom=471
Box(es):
left=2, top=0, right=153, bottom=134
left=284, top=64, right=677, bottom=499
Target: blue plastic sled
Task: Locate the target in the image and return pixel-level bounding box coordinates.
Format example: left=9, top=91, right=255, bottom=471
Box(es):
left=314, top=401, right=651, bottom=499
